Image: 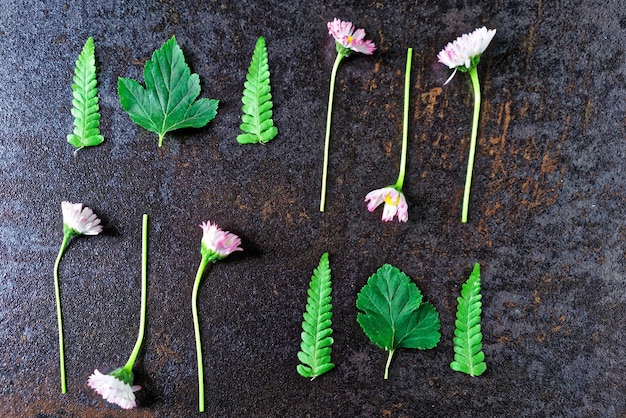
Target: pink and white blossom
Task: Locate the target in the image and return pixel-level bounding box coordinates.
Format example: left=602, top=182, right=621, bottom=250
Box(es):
left=87, top=369, right=141, bottom=410
left=437, top=27, right=496, bottom=83
left=61, top=201, right=103, bottom=236
left=365, top=187, right=408, bottom=222
left=200, top=221, right=243, bottom=260
left=327, top=18, right=376, bottom=55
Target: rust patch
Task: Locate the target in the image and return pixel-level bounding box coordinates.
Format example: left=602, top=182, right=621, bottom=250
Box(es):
left=260, top=190, right=297, bottom=225
left=487, top=101, right=512, bottom=178
left=383, top=139, right=394, bottom=158
left=365, top=60, right=382, bottom=92
left=150, top=331, right=181, bottom=369
left=540, top=150, right=559, bottom=175
left=381, top=402, right=410, bottom=418
left=415, top=87, right=443, bottom=126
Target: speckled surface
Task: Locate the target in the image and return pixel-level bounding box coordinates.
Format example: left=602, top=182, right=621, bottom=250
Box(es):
left=1, top=0, right=625, bottom=417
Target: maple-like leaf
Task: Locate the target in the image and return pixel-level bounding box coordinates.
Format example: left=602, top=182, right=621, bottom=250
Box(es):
left=118, top=36, right=218, bottom=147
left=357, top=264, right=441, bottom=379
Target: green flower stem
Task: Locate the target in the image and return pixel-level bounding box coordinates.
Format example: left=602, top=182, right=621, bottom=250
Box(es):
left=192, top=254, right=216, bottom=412
left=384, top=349, right=395, bottom=380
left=462, top=66, right=482, bottom=223
left=53, top=232, right=72, bottom=394
left=122, top=214, right=149, bottom=373
left=394, top=48, right=413, bottom=190
left=320, top=52, right=346, bottom=212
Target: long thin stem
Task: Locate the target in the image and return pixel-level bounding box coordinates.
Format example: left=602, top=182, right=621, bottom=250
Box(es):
left=384, top=349, right=395, bottom=380
left=192, top=255, right=211, bottom=412
left=53, top=233, right=71, bottom=394
left=123, top=214, right=149, bottom=371
left=320, top=52, right=345, bottom=212
left=395, top=48, right=413, bottom=190
left=461, top=66, right=482, bottom=223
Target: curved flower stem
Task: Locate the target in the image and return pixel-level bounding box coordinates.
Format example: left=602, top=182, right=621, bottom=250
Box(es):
left=394, top=48, right=413, bottom=190
left=53, top=232, right=71, bottom=394
left=123, top=214, right=149, bottom=373
left=192, top=255, right=211, bottom=412
left=461, top=66, right=482, bottom=223
left=384, top=349, right=395, bottom=380
left=320, top=52, right=345, bottom=212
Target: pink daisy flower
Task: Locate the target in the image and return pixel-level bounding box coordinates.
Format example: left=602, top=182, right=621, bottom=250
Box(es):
left=320, top=18, right=377, bottom=213
left=88, top=369, right=141, bottom=410
left=437, top=27, right=496, bottom=223
left=327, top=18, right=376, bottom=55
left=437, top=27, right=496, bottom=84
left=200, top=221, right=243, bottom=260
left=365, top=187, right=408, bottom=223
left=61, top=201, right=103, bottom=236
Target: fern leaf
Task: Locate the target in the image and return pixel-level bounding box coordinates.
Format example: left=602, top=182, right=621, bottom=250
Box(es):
left=67, top=37, right=104, bottom=150
left=297, top=252, right=335, bottom=379
left=237, top=36, right=278, bottom=144
left=450, top=263, right=487, bottom=376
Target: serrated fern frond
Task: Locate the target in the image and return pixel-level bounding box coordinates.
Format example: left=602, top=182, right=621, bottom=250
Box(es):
left=67, top=37, right=104, bottom=151
left=237, top=36, right=278, bottom=144
left=297, top=252, right=334, bottom=379
left=450, top=263, right=487, bottom=376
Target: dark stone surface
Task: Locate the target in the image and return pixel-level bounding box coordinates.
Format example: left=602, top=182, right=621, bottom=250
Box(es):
left=1, top=0, right=625, bottom=416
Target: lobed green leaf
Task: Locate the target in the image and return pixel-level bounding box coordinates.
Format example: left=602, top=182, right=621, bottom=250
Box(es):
left=118, top=36, right=219, bottom=147
left=237, top=36, right=278, bottom=144
left=356, top=264, right=441, bottom=379
left=296, top=253, right=335, bottom=379
left=67, top=37, right=104, bottom=150
left=450, top=263, right=487, bottom=377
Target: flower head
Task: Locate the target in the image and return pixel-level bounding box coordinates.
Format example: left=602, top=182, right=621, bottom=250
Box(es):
left=61, top=201, right=103, bottom=236
left=88, top=369, right=141, bottom=410
left=200, top=221, right=243, bottom=261
left=437, top=27, right=496, bottom=84
left=365, top=186, right=408, bottom=222
left=327, top=18, right=376, bottom=55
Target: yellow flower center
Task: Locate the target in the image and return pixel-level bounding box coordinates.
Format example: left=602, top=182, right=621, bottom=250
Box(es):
left=384, top=192, right=400, bottom=206
left=346, top=35, right=354, bottom=44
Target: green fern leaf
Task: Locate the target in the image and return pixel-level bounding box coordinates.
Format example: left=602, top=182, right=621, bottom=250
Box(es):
left=67, top=37, right=104, bottom=150
left=450, top=263, right=487, bottom=376
left=237, top=37, right=278, bottom=144
left=297, top=252, right=334, bottom=379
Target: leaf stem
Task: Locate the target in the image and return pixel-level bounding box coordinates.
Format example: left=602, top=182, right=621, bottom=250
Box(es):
left=395, top=48, right=413, bottom=190
left=461, top=66, right=481, bottom=223
left=320, top=52, right=345, bottom=212
left=53, top=232, right=71, bottom=394
left=123, top=214, right=149, bottom=373
left=384, top=349, right=395, bottom=380
left=192, top=255, right=211, bottom=412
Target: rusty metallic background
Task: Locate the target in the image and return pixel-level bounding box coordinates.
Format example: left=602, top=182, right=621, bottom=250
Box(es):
left=1, top=0, right=625, bottom=417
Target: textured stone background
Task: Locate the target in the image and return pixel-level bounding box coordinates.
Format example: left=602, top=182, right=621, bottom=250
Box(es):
left=1, top=0, right=625, bottom=417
